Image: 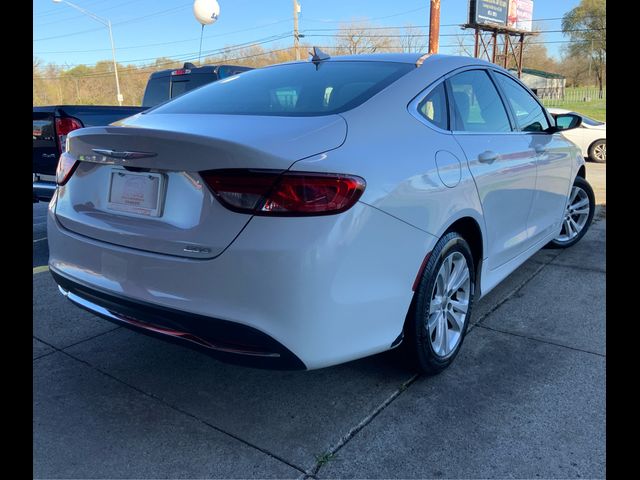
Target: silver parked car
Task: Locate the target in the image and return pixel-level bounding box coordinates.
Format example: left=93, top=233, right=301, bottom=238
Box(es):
left=48, top=52, right=594, bottom=373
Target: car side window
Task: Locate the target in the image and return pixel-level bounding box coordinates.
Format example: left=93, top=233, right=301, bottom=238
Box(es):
left=417, top=82, right=448, bottom=130
left=493, top=72, right=550, bottom=132
left=448, top=70, right=512, bottom=133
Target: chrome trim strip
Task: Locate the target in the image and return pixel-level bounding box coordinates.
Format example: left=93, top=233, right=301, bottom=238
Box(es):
left=92, top=149, right=158, bottom=160
left=59, top=286, right=280, bottom=358
left=33, top=181, right=57, bottom=192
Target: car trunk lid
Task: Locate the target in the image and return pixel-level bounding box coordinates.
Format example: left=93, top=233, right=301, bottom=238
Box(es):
left=54, top=114, right=347, bottom=259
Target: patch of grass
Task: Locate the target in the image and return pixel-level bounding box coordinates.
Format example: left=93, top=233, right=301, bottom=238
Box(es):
left=547, top=101, right=606, bottom=122
left=315, top=452, right=336, bottom=466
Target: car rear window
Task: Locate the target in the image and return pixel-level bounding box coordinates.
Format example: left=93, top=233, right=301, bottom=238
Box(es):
left=149, top=61, right=414, bottom=117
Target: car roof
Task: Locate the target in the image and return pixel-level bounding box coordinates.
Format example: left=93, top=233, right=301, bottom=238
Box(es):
left=276, top=52, right=497, bottom=69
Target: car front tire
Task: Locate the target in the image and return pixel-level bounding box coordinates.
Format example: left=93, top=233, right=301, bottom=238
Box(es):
left=404, top=232, right=476, bottom=375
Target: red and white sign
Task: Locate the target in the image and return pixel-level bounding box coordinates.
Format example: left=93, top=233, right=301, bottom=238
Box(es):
left=508, top=0, right=534, bottom=32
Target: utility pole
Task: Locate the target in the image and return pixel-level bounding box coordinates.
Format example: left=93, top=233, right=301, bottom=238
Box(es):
left=293, top=0, right=300, bottom=60
left=428, top=0, right=441, bottom=54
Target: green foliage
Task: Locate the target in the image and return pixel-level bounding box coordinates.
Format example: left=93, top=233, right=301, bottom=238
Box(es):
left=561, top=0, right=606, bottom=91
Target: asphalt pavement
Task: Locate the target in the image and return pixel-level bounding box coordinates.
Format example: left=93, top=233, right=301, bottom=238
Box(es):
left=33, top=163, right=606, bottom=478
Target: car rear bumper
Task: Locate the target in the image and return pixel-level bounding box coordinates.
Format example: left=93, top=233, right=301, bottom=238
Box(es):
left=47, top=200, right=436, bottom=369
left=52, top=268, right=306, bottom=370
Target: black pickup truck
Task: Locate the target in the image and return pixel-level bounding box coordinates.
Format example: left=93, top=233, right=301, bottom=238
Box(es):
left=33, top=105, right=146, bottom=202
left=33, top=63, right=252, bottom=202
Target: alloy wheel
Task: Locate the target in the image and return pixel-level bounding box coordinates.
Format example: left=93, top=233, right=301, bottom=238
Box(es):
left=427, top=251, right=470, bottom=358
left=556, top=186, right=590, bottom=243
left=593, top=143, right=606, bottom=162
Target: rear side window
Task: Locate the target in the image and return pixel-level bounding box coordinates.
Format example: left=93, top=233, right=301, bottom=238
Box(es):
left=449, top=70, right=511, bottom=133
left=150, top=61, right=414, bottom=117
left=493, top=72, right=550, bottom=132
left=142, top=76, right=170, bottom=107
left=418, top=82, right=449, bottom=130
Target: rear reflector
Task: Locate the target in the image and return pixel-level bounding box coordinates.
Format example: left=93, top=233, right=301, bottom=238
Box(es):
left=201, top=170, right=366, bottom=216
left=55, top=116, right=83, bottom=154
left=56, top=152, right=79, bottom=186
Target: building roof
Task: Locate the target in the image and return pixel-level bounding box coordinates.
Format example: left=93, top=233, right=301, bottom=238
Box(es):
left=510, top=68, right=565, bottom=79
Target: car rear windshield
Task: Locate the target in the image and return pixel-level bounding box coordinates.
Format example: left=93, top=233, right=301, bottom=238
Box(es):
left=148, top=61, right=415, bottom=117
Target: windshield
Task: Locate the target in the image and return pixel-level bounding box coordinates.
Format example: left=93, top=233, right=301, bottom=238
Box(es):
left=149, top=61, right=414, bottom=117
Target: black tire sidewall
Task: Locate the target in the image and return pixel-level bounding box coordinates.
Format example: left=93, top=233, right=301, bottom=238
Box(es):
left=408, top=232, right=476, bottom=374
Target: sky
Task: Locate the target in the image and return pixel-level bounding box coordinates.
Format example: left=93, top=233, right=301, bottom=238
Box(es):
left=33, top=0, right=583, bottom=69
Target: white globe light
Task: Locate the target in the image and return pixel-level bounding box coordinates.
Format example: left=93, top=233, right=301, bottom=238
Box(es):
left=193, top=0, right=220, bottom=26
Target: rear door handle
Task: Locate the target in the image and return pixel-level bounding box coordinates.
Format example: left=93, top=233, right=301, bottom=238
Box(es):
left=478, top=151, right=498, bottom=164
left=42, top=153, right=57, bottom=158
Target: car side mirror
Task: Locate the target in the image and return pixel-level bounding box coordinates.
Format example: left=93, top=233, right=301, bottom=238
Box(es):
left=554, top=113, right=582, bottom=131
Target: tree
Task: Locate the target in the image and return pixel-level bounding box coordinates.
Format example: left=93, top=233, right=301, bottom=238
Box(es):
left=562, top=0, right=606, bottom=95
left=400, top=24, right=426, bottom=53
left=333, top=22, right=399, bottom=55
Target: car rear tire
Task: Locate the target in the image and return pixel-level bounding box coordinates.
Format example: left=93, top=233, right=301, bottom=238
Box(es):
left=403, top=232, right=475, bottom=375
left=547, top=175, right=595, bottom=249
left=588, top=139, right=606, bottom=163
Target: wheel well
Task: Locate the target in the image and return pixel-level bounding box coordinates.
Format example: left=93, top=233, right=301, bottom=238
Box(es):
left=577, top=165, right=586, bottom=179
left=402, top=216, right=484, bottom=340
left=444, top=217, right=483, bottom=276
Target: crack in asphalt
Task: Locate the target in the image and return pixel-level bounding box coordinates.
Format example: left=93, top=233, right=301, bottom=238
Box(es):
left=309, top=373, right=421, bottom=477
left=475, top=324, right=605, bottom=358
left=544, top=263, right=606, bottom=274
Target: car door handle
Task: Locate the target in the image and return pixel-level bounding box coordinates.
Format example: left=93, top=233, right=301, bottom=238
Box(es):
left=478, top=151, right=498, bottom=164
left=42, top=153, right=57, bottom=158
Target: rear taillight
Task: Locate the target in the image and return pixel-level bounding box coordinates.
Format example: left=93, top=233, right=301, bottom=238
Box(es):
left=201, top=170, right=366, bottom=216
left=56, top=152, right=79, bottom=186
left=55, top=117, right=83, bottom=154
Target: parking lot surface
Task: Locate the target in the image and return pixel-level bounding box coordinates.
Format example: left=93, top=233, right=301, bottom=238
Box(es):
left=33, top=163, right=605, bottom=478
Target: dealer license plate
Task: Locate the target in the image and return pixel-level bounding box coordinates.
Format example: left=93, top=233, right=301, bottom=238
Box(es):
left=107, top=169, right=165, bottom=217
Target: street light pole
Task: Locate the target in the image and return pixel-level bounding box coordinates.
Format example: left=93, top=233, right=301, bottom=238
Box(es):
left=52, top=0, right=123, bottom=106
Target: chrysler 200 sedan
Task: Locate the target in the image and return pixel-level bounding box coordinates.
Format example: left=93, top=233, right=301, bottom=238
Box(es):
left=48, top=52, right=594, bottom=373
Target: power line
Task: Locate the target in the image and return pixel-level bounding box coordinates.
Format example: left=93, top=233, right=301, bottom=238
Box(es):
left=34, top=19, right=293, bottom=54
left=36, top=0, right=147, bottom=27
left=34, top=0, right=105, bottom=18
left=303, top=5, right=428, bottom=24
left=37, top=33, right=293, bottom=74
left=304, top=28, right=604, bottom=38
left=33, top=2, right=193, bottom=42
left=301, top=16, right=606, bottom=31
left=35, top=46, right=297, bottom=80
